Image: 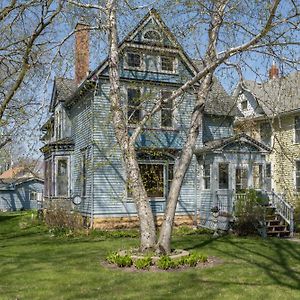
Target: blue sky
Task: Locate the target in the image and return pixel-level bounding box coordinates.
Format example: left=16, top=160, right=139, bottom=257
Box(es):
left=4, top=0, right=299, bottom=160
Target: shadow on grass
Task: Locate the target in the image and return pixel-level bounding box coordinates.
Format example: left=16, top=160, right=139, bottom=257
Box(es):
left=186, top=235, right=300, bottom=290
left=0, top=214, right=19, bottom=223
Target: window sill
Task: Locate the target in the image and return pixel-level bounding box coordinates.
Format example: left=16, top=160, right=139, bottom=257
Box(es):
left=128, top=125, right=179, bottom=132
left=126, top=197, right=166, bottom=202
left=124, top=66, right=145, bottom=72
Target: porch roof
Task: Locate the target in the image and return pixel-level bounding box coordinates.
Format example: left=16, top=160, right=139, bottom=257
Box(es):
left=194, top=133, right=271, bottom=154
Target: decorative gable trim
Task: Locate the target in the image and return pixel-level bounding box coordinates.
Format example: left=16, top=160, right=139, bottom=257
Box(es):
left=195, top=133, right=271, bottom=155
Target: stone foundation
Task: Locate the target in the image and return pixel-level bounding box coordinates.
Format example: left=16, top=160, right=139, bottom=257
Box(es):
left=92, top=215, right=195, bottom=230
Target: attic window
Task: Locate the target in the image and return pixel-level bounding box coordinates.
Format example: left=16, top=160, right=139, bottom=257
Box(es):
left=143, top=30, right=161, bottom=42
left=161, top=57, right=174, bottom=72
left=241, top=100, right=248, bottom=110
left=127, top=52, right=141, bottom=68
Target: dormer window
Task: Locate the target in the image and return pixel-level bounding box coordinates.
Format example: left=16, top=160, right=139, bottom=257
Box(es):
left=143, top=30, right=161, bottom=42
left=127, top=52, right=141, bottom=68
left=241, top=100, right=248, bottom=110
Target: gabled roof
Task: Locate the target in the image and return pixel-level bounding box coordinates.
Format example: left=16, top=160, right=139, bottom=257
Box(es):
left=193, top=60, right=236, bottom=116
left=195, top=133, right=271, bottom=154
left=0, top=165, right=43, bottom=185
left=49, top=77, right=77, bottom=112
left=88, top=8, right=199, bottom=80
left=241, top=72, right=300, bottom=116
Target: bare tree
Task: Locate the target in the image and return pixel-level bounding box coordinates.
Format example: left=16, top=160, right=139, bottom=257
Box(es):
left=60, top=0, right=300, bottom=252
left=0, top=0, right=63, bottom=150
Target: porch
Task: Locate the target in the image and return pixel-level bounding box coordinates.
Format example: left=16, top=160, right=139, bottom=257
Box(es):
left=198, top=190, right=294, bottom=237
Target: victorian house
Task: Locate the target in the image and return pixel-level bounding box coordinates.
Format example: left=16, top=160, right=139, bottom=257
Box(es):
left=41, top=9, right=287, bottom=233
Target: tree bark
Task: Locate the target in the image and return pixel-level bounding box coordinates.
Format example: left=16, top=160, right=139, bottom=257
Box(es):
left=106, top=0, right=156, bottom=251
left=157, top=75, right=213, bottom=254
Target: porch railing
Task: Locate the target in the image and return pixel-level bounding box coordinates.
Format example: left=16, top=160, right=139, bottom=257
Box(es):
left=268, top=191, right=294, bottom=235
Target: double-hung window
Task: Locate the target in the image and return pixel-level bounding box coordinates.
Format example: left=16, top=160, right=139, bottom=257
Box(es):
left=260, top=122, right=272, bottom=147
left=296, top=161, right=300, bottom=192
left=161, top=56, right=174, bottom=72
left=161, top=91, right=173, bottom=128
left=56, top=158, right=68, bottom=197
left=219, top=163, right=229, bottom=189
left=128, top=88, right=141, bottom=124
left=236, top=167, right=248, bottom=191
left=203, top=164, right=211, bottom=190
left=253, top=164, right=263, bottom=189
left=295, top=116, right=300, bottom=143
left=127, top=53, right=141, bottom=68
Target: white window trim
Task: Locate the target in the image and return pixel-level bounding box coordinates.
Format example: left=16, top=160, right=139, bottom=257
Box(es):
left=127, top=87, right=144, bottom=125
left=218, top=162, right=230, bottom=190
left=126, top=160, right=174, bottom=201
left=294, top=160, right=300, bottom=193
left=124, top=52, right=145, bottom=71
left=158, top=56, right=178, bottom=74
left=294, top=116, right=300, bottom=144
left=202, top=163, right=211, bottom=190
left=160, top=90, right=175, bottom=129
left=142, top=29, right=162, bottom=43
left=54, top=155, right=70, bottom=197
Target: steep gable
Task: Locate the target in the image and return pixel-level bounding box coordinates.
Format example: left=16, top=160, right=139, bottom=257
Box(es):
left=92, top=9, right=198, bottom=82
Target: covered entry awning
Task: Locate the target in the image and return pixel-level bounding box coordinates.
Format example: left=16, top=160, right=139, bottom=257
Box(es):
left=194, top=133, right=272, bottom=231
left=194, top=133, right=271, bottom=155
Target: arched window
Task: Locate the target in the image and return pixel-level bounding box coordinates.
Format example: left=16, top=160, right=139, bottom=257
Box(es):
left=143, top=30, right=161, bottom=41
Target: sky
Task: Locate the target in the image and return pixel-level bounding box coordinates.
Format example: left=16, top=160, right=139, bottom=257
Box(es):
left=3, top=0, right=299, bottom=162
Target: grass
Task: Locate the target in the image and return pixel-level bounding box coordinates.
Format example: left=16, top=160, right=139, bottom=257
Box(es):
left=1, top=211, right=300, bottom=300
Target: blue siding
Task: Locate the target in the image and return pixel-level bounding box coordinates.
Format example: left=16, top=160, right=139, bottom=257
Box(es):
left=0, top=180, right=43, bottom=211
left=69, top=92, right=93, bottom=214
left=203, top=115, right=234, bottom=142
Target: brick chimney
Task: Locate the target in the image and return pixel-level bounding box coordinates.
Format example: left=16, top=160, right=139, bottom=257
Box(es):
left=75, top=21, right=89, bottom=85
left=269, top=63, right=279, bottom=80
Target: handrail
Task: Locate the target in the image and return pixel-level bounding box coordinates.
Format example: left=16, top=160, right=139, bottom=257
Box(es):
left=268, top=191, right=294, bottom=236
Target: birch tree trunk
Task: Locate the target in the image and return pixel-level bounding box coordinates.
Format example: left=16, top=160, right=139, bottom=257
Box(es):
left=157, top=0, right=228, bottom=253
left=156, top=74, right=212, bottom=253
left=106, top=0, right=156, bottom=251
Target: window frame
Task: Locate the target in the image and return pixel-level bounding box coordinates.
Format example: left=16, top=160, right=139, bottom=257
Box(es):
left=142, top=29, right=162, bottom=43
left=294, top=116, right=300, bottom=144
left=253, top=164, right=263, bottom=190
left=260, top=122, right=272, bottom=147
left=55, top=156, right=70, bottom=197
left=125, top=52, right=144, bottom=70
left=203, top=163, right=211, bottom=190
left=127, top=161, right=174, bottom=200
left=295, top=160, right=300, bottom=193
left=218, top=163, right=229, bottom=190
left=235, top=167, right=248, bottom=191
left=159, top=56, right=178, bottom=74
left=127, top=87, right=142, bottom=124
left=160, top=90, right=173, bottom=128
left=241, top=99, right=248, bottom=110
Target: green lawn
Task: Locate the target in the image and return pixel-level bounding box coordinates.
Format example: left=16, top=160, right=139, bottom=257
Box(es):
left=1, top=211, right=300, bottom=300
